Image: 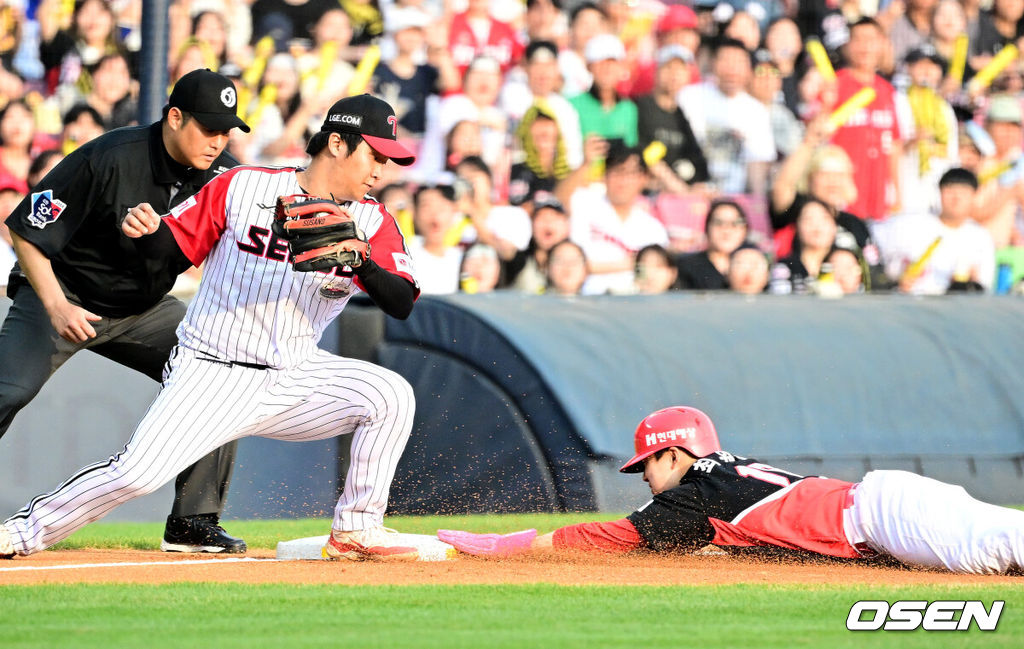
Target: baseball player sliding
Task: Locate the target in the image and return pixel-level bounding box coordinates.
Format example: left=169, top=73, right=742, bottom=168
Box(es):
left=440, top=407, right=1024, bottom=575
left=0, top=95, right=425, bottom=561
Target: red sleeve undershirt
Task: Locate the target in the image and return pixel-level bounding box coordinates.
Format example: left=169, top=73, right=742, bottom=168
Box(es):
left=551, top=518, right=645, bottom=553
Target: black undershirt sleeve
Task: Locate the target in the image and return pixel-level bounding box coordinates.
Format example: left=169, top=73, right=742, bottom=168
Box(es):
left=354, top=259, right=416, bottom=320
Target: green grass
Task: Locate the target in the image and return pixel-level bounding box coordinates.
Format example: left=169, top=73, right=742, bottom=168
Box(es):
left=50, top=513, right=627, bottom=551
left=0, top=583, right=1020, bottom=649
left=4, top=515, right=1021, bottom=648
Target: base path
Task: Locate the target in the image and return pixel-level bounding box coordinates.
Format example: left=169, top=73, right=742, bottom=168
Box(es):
left=1, top=549, right=1021, bottom=586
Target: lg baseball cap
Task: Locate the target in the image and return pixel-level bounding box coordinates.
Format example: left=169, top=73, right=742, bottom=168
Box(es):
left=317, top=94, right=416, bottom=166
left=167, top=68, right=250, bottom=133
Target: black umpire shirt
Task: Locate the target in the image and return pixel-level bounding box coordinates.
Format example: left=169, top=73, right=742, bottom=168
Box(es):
left=5, top=122, right=238, bottom=318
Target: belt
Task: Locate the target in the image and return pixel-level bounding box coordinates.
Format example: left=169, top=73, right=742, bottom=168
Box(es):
left=197, top=354, right=271, bottom=370
left=843, top=483, right=879, bottom=558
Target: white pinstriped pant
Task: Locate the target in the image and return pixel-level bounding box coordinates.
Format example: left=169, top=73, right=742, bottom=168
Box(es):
left=4, top=346, right=415, bottom=555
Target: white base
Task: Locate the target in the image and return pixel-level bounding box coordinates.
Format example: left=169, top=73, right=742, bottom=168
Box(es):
left=275, top=533, right=457, bottom=562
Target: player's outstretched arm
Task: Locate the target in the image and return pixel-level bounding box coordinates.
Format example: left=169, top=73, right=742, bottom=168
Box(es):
left=439, top=519, right=643, bottom=556
left=437, top=529, right=541, bottom=556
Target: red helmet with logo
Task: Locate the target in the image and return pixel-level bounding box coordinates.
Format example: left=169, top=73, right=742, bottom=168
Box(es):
left=619, top=406, right=722, bottom=473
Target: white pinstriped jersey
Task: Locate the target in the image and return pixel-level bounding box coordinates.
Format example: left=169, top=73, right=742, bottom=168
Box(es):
left=163, top=166, right=418, bottom=368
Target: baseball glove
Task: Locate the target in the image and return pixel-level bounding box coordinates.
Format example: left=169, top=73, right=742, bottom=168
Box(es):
left=273, top=194, right=370, bottom=272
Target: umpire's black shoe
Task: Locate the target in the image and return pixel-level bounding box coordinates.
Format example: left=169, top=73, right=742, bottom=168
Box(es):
left=161, top=514, right=247, bottom=554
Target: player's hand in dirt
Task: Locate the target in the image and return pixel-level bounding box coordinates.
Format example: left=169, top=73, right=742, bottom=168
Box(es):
left=437, top=529, right=537, bottom=556
left=46, top=297, right=101, bottom=343
left=122, top=203, right=162, bottom=238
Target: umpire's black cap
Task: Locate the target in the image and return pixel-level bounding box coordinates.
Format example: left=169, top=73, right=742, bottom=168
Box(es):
left=167, top=68, right=251, bottom=133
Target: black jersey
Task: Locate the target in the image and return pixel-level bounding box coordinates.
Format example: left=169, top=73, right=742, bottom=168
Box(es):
left=627, top=451, right=861, bottom=558
left=5, top=123, right=237, bottom=317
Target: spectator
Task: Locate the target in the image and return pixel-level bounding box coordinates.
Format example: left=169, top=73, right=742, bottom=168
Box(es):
left=769, top=198, right=839, bottom=294
left=377, top=181, right=415, bottom=239
left=873, top=168, right=995, bottom=294
left=444, top=119, right=484, bottom=173
left=559, top=2, right=609, bottom=98
left=826, top=243, right=868, bottom=294
left=0, top=100, right=40, bottom=187
left=831, top=17, right=903, bottom=221
left=60, top=103, right=105, bottom=155
left=343, top=0, right=384, bottom=46
left=727, top=243, right=770, bottom=295
left=458, top=243, right=502, bottom=293
left=86, top=52, right=136, bottom=129
left=454, top=155, right=530, bottom=256
left=749, top=49, right=803, bottom=159
left=523, top=0, right=567, bottom=46
left=39, top=0, right=128, bottom=95
left=678, top=38, right=775, bottom=195
left=250, top=0, right=338, bottom=50
left=407, top=182, right=463, bottom=294
left=635, top=45, right=709, bottom=192
left=634, top=244, right=679, bottom=294
left=625, top=4, right=701, bottom=99
left=373, top=7, right=457, bottom=139
left=169, top=37, right=217, bottom=84
left=971, top=0, right=1024, bottom=59
left=569, top=33, right=638, bottom=148
left=244, top=53, right=314, bottom=166
left=887, top=0, right=937, bottom=65
left=191, top=10, right=230, bottom=68
left=26, top=149, right=64, bottom=191
left=763, top=17, right=803, bottom=116
left=722, top=10, right=761, bottom=53
left=508, top=104, right=570, bottom=207
left=418, top=55, right=508, bottom=179
left=931, top=0, right=974, bottom=88
left=568, top=144, right=668, bottom=294
left=503, top=193, right=571, bottom=294
left=772, top=120, right=885, bottom=281
left=501, top=40, right=584, bottom=169
left=677, top=199, right=750, bottom=290
left=973, top=94, right=1024, bottom=248
left=447, top=0, right=523, bottom=77
left=545, top=239, right=588, bottom=296
left=898, top=45, right=958, bottom=215
left=296, top=10, right=355, bottom=108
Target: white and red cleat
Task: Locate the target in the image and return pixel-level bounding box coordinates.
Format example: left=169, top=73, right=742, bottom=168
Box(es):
left=323, top=526, right=420, bottom=561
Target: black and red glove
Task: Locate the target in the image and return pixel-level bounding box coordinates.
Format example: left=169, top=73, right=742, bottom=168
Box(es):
left=273, top=194, right=370, bottom=272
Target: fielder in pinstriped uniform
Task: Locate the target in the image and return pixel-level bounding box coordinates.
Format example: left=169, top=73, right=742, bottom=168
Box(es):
left=0, top=95, right=427, bottom=561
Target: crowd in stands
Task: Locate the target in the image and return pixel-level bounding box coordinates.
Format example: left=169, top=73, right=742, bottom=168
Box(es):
left=3, top=0, right=1024, bottom=298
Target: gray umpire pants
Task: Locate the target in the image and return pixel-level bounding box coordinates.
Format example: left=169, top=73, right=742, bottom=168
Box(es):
left=0, top=280, right=236, bottom=518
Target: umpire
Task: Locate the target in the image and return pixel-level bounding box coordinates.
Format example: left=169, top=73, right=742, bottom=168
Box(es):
left=0, top=69, right=250, bottom=553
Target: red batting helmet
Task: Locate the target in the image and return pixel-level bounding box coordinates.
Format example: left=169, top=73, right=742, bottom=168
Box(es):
left=619, top=407, right=722, bottom=473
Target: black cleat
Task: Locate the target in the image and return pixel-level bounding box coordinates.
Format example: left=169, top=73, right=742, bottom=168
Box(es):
left=161, top=514, right=247, bottom=554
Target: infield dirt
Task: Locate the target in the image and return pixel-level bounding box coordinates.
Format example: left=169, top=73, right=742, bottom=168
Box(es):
left=3, top=549, right=1020, bottom=586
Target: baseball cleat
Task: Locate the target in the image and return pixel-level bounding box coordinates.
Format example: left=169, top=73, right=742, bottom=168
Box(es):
left=0, top=523, right=15, bottom=558
left=161, top=514, right=247, bottom=554
left=323, top=526, right=419, bottom=561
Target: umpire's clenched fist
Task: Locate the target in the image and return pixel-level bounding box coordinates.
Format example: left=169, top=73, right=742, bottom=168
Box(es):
left=122, top=203, right=162, bottom=238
